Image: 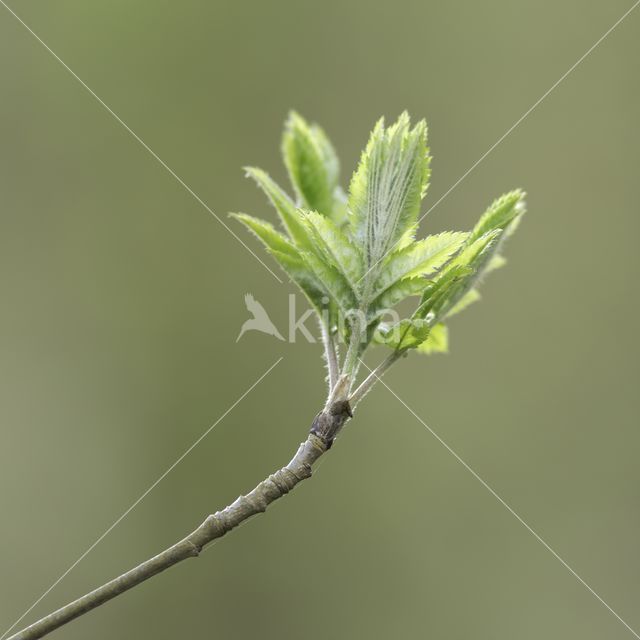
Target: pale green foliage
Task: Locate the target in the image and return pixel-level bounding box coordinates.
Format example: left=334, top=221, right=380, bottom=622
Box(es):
left=467, top=190, right=525, bottom=244
left=302, top=211, right=362, bottom=289
left=416, top=323, right=449, bottom=354
left=230, top=212, right=297, bottom=257
left=282, top=111, right=342, bottom=219
left=243, top=167, right=311, bottom=250
left=375, top=318, right=430, bottom=350
left=372, top=232, right=468, bottom=300
left=233, top=111, right=526, bottom=357
left=349, top=113, right=431, bottom=281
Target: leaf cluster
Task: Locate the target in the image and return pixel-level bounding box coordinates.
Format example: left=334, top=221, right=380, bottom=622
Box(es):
left=232, top=112, right=526, bottom=358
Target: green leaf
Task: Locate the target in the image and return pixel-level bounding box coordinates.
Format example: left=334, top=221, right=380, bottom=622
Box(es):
left=282, top=112, right=340, bottom=217
left=372, top=231, right=467, bottom=299
left=348, top=113, right=431, bottom=277
left=468, top=190, right=526, bottom=244
left=371, top=276, right=426, bottom=313
left=232, top=209, right=357, bottom=322
left=230, top=213, right=298, bottom=257
left=301, top=251, right=357, bottom=314
left=423, top=190, right=525, bottom=321
left=413, top=265, right=472, bottom=320
left=244, top=167, right=312, bottom=250
left=416, top=323, right=449, bottom=354
left=410, top=231, right=499, bottom=325
left=410, top=191, right=526, bottom=327
left=330, top=186, right=350, bottom=227
left=310, top=121, right=340, bottom=191
left=302, top=211, right=363, bottom=290
left=232, top=213, right=329, bottom=316
left=269, top=250, right=328, bottom=315
left=454, top=229, right=503, bottom=268
left=374, top=318, right=431, bottom=350
left=431, top=230, right=503, bottom=318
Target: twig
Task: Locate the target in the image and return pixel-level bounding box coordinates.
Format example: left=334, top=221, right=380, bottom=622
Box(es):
left=8, top=402, right=352, bottom=640
left=349, top=351, right=403, bottom=407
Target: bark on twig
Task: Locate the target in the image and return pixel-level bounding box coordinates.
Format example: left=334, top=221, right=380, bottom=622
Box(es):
left=8, top=402, right=351, bottom=640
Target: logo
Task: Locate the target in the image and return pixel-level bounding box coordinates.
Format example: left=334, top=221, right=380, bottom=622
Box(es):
left=236, top=294, right=285, bottom=342
left=236, top=294, right=402, bottom=345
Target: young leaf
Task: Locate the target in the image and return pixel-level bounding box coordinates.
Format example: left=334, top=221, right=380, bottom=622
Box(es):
left=431, top=230, right=503, bottom=319
left=348, top=113, right=431, bottom=279
left=282, top=112, right=340, bottom=217
left=269, top=250, right=328, bottom=315
left=301, top=250, right=357, bottom=314
left=311, top=122, right=340, bottom=192
left=230, top=213, right=298, bottom=257
left=244, top=167, right=312, bottom=250
left=376, top=318, right=431, bottom=350
left=372, top=231, right=467, bottom=299
left=231, top=213, right=337, bottom=318
left=302, top=211, right=363, bottom=290
left=371, top=276, right=426, bottom=314
left=413, top=265, right=472, bottom=321
left=453, top=229, right=503, bottom=269
left=231, top=213, right=331, bottom=315
left=468, top=190, right=525, bottom=244
left=416, top=323, right=449, bottom=354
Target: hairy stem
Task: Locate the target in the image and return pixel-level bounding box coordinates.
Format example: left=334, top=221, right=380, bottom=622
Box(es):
left=8, top=403, right=352, bottom=640
left=349, top=350, right=403, bottom=407
left=320, top=323, right=339, bottom=391
left=342, top=311, right=366, bottom=383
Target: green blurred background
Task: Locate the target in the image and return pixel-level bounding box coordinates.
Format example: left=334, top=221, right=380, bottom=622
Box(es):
left=1, top=1, right=639, bottom=638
